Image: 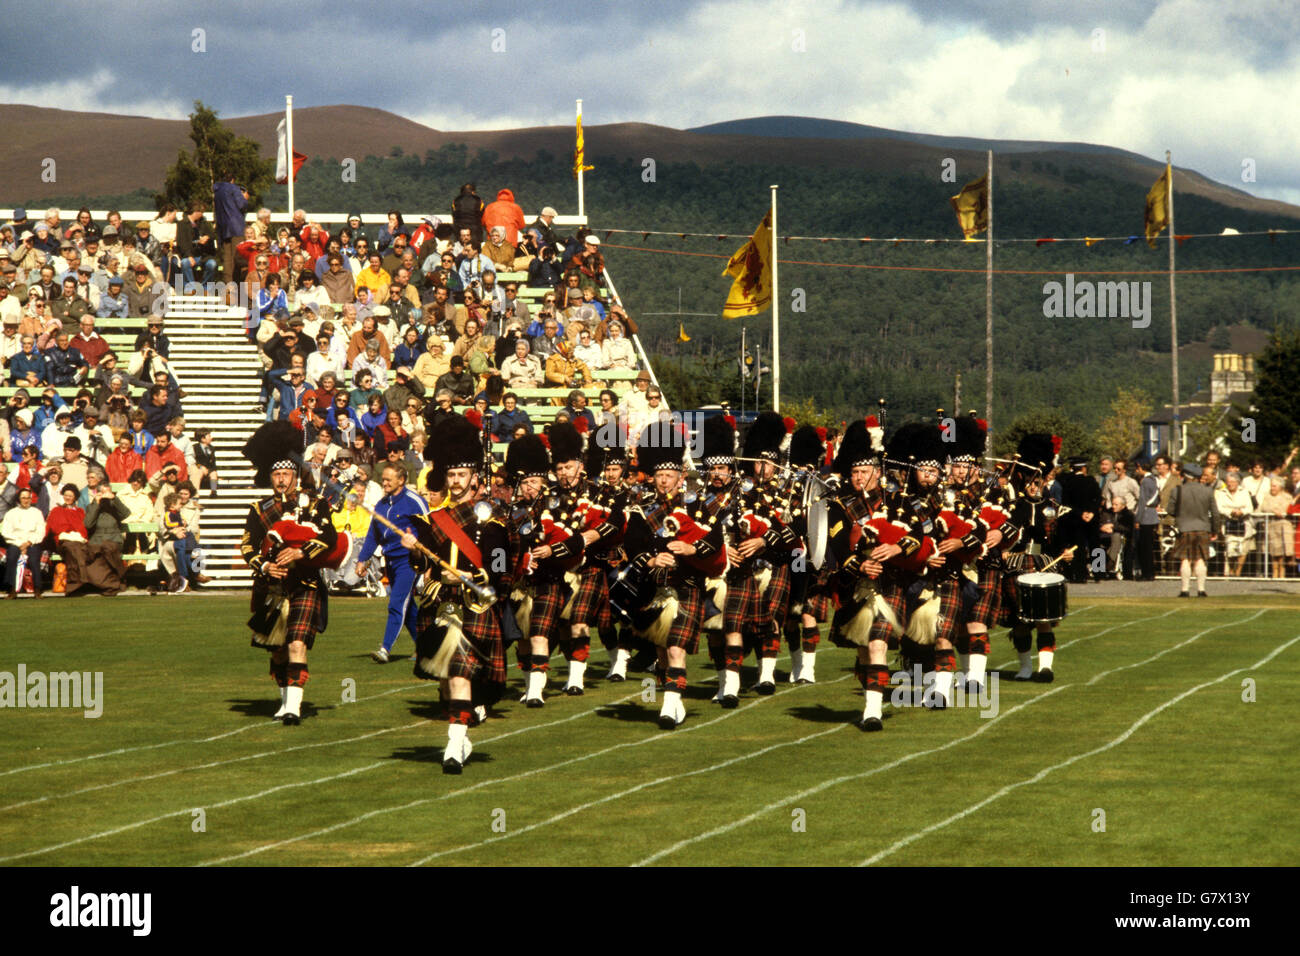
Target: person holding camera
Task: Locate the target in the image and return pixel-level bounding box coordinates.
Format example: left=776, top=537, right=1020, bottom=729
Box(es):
left=74, top=406, right=114, bottom=465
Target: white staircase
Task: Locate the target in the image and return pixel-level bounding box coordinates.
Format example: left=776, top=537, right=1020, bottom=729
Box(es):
left=164, top=296, right=264, bottom=589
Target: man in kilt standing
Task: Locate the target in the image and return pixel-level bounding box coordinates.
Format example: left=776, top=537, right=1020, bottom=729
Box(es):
left=239, top=421, right=341, bottom=726
left=782, top=424, right=831, bottom=684
left=403, top=416, right=515, bottom=774
left=586, top=428, right=640, bottom=682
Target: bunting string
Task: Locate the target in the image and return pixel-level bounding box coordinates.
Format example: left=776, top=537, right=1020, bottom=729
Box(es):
left=598, top=226, right=1298, bottom=246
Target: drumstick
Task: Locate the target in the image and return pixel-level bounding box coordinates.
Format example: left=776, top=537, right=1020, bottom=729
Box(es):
left=1038, top=546, right=1077, bottom=573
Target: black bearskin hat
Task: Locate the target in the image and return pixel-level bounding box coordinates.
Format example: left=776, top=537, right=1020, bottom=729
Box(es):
left=887, top=421, right=945, bottom=471
left=743, top=410, right=786, bottom=462
left=506, top=434, right=550, bottom=483
left=241, top=420, right=304, bottom=487
left=947, top=414, right=988, bottom=463
left=833, top=419, right=880, bottom=479
left=587, top=421, right=628, bottom=472
left=636, top=419, right=688, bottom=473
left=788, top=425, right=824, bottom=469
left=548, top=421, right=584, bottom=465
left=425, top=415, right=482, bottom=492
left=1015, top=433, right=1059, bottom=477
left=700, top=414, right=736, bottom=467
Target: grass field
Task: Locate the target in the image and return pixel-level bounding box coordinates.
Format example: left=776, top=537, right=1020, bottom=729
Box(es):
left=1, top=593, right=1297, bottom=867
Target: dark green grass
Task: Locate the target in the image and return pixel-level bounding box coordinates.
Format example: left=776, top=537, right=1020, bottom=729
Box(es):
left=1, top=593, right=1297, bottom=866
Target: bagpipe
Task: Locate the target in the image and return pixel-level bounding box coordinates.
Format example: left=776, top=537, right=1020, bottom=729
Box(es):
left=261, top=513, right=351, bottom=571
left=512, top=490, right=585, bottom=578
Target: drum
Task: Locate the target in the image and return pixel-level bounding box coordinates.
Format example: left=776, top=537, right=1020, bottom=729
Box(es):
left=1015, top=571, right=1068, bottom=623
left=807, top=498, right=829, bottom=570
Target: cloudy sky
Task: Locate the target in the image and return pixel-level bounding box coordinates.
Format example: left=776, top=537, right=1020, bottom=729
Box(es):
left=3, top=0, right=1297, bottom=202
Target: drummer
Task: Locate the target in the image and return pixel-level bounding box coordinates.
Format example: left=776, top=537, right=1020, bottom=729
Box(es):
left=998, top=433, right=1065, bottom=681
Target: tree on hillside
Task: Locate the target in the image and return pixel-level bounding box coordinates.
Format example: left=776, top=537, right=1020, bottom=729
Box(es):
left=156, top=101, right=274, bottom=211
left=994, top=407, right=1101, bottom=465
left=1093, top=386, right=1152, bottom=460
left=1224, top=327, right=1300, bottom=466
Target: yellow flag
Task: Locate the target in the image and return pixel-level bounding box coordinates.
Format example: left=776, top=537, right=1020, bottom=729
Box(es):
left=678, top=322, right=691, bottom=343
left=950, top=175, right=989, bottom=239
left=1144, top=162, right=1171, bottom=248
left=721, top=212, right=773, bottom=318
left=573, top=113, right=595, bottom=180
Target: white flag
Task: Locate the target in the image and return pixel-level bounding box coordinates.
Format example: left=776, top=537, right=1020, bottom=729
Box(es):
left=276, top=118, right=289, bottom=184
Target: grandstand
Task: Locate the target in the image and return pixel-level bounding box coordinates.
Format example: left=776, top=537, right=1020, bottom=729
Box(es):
left=1, top=207, right=666, bottom=590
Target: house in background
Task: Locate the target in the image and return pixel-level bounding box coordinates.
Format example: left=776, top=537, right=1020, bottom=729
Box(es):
left=1142, top=353, right=1255, bottom=461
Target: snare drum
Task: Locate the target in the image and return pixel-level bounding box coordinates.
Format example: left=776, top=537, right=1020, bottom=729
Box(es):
left=1015, top=571, right=1068, bottom=623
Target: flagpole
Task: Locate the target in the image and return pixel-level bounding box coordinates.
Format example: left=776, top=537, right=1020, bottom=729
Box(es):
left=770, top=184, right=780, bottom=411
left=576, top=99, right=585, bottom=220
left=1167, top=150, right=1179, bottom=456
left=285, top=95, right=295, bottom=217
left=985, top=149, right=993, bottom=442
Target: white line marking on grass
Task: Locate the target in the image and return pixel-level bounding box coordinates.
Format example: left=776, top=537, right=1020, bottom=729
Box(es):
left=857, top=632, right=1300, bottom=866
left=411, top=725, right=848, bottom=865
left=0, top=719, right=433, bottom=813
left=197, top=677, right=845, bottom=866
left=8, top=689, right=639, bottom=864
left=993, top=607, right=1181, bottom=671
left=1084, top=609, right=1267, bottom=685
left=0, top=762, right=386, bottom=864
left=632, top=686, right=1067, bottom=867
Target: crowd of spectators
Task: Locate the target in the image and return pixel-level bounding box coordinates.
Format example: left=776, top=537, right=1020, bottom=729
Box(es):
left=1, top=186, right=661, bottom=595
left=1041, top=447, right=1300, bottom=583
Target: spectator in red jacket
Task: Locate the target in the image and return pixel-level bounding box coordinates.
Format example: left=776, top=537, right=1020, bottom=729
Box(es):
left=482, top=188, right=526, bottom=245
left=104, top=433, right=144, bottom=484
left=144, top=430, right=188, bottom=485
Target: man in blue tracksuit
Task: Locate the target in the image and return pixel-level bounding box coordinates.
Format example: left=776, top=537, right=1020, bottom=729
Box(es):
left=355, top=460, right=429, bottom=662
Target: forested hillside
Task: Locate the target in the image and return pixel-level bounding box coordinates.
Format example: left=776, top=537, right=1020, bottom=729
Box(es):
left=71, top=143, right=1300, bottom=429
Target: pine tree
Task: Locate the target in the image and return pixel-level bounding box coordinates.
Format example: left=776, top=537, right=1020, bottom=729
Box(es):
left=156, top=101, right=274, bottom=211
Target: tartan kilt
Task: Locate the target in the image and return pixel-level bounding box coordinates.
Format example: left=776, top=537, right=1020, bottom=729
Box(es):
left=414, top=593, right=507, bottom=691
left=516, top=578, right=573, bottom=641
left=928, top=577, right=965, bottom=646
left=965, top=564, right=1002, bottom=629
left=723, top=572, right=767, bottom=635
left=1170, top=530, right=1211, bottom=563
left=249, top=583, right=325, bottom=651
left=570, top=565, right=610, bottom=628
left=764, top=562, right=793, bottom=630
left=869, top=577, right=910, bottom=644
left=664, top=584, right=707, bottom=654
left=997, top=552, right=1049, bottom=629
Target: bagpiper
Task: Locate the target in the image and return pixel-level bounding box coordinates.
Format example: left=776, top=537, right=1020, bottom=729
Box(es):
left=404, top=415, right=515, bottom=773
left=239, top=421, right=345, bottom=726
left=551, top=421, right=623, bottom=695
left=738, top=412, right=800, bottom=693
left=617, top=419, right=725, bottom=729
left=781, top=423, right=832, bottom=684
left=507, top=433, right=585, bottom=708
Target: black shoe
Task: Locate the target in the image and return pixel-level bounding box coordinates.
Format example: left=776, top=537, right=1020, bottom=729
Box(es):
left=606, top=672, right=625, bottom=682
left=720, top=694, right=739, bottom=709
left=563, top=685, right=584, bottom=696
left=755, top=681, right=775, bottom=696
left=442, top=757, right=463, bottom=775
left=924, top=697, right=948, bottom=710
left=525, top=697, right=545, bottom=709
left=281, top=712, right=301, bottom=726
left=629, top=651, right=656, bottom=672
left=657, top=713, right=680, bottom=730
left=1034, top=668, right=1055, bottom=683
left=861, top=717, right=883, bottom=732
left=1197, top=591, right=1208, bottom=598
left=966, top=679, right=985, bottom=696
left=1179, top=591, right=1190, bottom=598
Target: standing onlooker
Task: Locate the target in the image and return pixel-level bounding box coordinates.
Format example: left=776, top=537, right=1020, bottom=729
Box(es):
left=1256, top=474, right=1294, bottom=580
left=1133, top=457, right=1161, bottom=582
left=213, top=174, right=249, bottom=294
left=1215, top=473, right=1255, bottom=577
left=1169, top=464, right=1220, bottom=597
